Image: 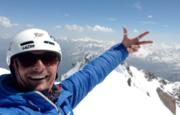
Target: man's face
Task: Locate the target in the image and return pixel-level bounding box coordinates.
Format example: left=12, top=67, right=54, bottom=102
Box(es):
left=12, top=51, right=60, bottom=92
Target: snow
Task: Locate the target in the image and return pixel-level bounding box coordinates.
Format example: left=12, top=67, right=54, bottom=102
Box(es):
left=73, top=65, right=174, bottom=115
left=0, top=67, right=10, bottom=75
left=177, top=104, right=180, bottom=115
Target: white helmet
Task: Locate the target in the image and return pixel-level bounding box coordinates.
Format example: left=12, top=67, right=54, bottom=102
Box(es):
left=7, top=28, right=62, bottom=66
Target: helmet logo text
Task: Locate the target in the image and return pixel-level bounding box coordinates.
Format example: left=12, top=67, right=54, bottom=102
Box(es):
left=22, top=44, right=35, bottom=50
left=34, top=32, right=44, bottom=37
left=20, top=41, right=35, bottom=50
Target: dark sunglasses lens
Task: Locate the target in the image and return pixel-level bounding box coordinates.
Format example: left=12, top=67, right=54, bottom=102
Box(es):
left=17, top=52, right=59, bottom=67
left=17, top=53, right=36, bottom=67
left=41, top=53, right=59, bottom=65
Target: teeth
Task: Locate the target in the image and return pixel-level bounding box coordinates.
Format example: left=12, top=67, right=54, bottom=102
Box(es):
left=30, top=76, right=46, bottom=79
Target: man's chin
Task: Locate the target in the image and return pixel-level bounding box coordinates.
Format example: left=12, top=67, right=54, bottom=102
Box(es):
left=34, top=84, right=51, bottom=92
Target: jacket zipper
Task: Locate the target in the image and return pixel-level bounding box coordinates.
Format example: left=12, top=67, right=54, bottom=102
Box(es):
left=34, top=91, right=60, bottom=115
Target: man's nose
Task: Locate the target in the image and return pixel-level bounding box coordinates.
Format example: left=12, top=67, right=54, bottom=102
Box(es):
left=32, top=59, right=45, bottom=72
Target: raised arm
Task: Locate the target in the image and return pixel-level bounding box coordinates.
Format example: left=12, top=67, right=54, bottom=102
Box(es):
left=61, top=27, right=153, bottom=108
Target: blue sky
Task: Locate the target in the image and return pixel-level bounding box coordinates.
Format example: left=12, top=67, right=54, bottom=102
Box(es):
left=0, top=0, right=180, bottom=43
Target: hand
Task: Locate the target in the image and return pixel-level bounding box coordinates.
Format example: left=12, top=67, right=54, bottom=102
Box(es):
left=122, top=27, right=153, bottom=53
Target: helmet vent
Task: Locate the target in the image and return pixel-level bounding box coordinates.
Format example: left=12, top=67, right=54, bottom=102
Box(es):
left=44, top=41, right=55, bottom=45
left=20, top=41, right=34, bottom=46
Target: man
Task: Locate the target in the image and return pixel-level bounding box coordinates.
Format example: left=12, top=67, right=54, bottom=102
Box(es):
left=0, top=27, right=152, bottom=115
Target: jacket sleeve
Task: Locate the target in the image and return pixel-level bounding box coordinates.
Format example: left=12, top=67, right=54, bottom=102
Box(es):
left=61, top=43, right=128, bottom=108
left=0, top=108, right=34, bottom=115
left=0, top=108, right=45, bottom=115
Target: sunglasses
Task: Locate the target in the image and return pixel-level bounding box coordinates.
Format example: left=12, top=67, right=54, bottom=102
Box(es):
left=16, top=52, right=60, bottom=67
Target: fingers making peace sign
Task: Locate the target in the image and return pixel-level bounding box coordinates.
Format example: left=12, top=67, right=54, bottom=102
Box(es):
left=122, top=27, right=153, bottom=53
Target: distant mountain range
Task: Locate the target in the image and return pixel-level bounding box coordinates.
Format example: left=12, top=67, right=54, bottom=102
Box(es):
left=57, top=38, right=180, bottom=82
left=0, top=37, right=179, bottom=81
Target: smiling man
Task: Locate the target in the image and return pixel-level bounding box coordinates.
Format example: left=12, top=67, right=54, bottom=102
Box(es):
left=0, top=28, right=152, bottom=115
left=12, top=51, right=60, bottom=91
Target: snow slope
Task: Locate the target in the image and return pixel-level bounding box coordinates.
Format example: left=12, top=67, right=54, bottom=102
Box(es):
left=72, top=64, right=179, bottom=115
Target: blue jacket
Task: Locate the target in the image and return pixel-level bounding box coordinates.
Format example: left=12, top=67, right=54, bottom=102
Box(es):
left=0, top=44, right=128, bottom=115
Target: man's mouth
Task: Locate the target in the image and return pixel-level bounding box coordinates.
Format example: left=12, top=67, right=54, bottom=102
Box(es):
left=28, top=75, right=48, bottom=81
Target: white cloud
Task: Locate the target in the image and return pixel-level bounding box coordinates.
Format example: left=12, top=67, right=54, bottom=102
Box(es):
left=147, top=15, right=153, bottom=19
left=162, top=24, right=169, bottom=28
left=0, top=17, right=36, bottom=39
left=131, top=42, right=180, bottom=67
left=107, top=17, right=117, bottom=21
left=64, top=24, right=84, bottom=32
left=0, top=16, right=20, bottom=28
left=63, top=24, right=113, bottom=33
left=55, top=25, right=62, bottom=29
left=133, top=29, right=139, bottom=33
left=0, top=16, right=13, bottom=28
left=64, top=13, right=70, bottom=17
left=133, top=2, right=143, bottom=10
left=26, top=24, right=34, bottom=27
left=142, top=21, right=156, bottom=25
left=87, top=25, right=113, bottom=32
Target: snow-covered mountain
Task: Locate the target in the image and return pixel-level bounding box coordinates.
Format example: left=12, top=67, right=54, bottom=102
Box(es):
left=0, top=37, right=179, bottom=81
left=57, top=38, right=180, bottom=82
left=61, top=53, right=180, bottom=115
left=54, top=37, right=113, bottom=77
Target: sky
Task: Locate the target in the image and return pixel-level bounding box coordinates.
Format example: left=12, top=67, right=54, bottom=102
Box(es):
left=0, top=0, right=180, bottom=43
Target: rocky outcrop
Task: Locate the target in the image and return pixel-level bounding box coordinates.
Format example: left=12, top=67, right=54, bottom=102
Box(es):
left=157, top=87, right=176, bottom=115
